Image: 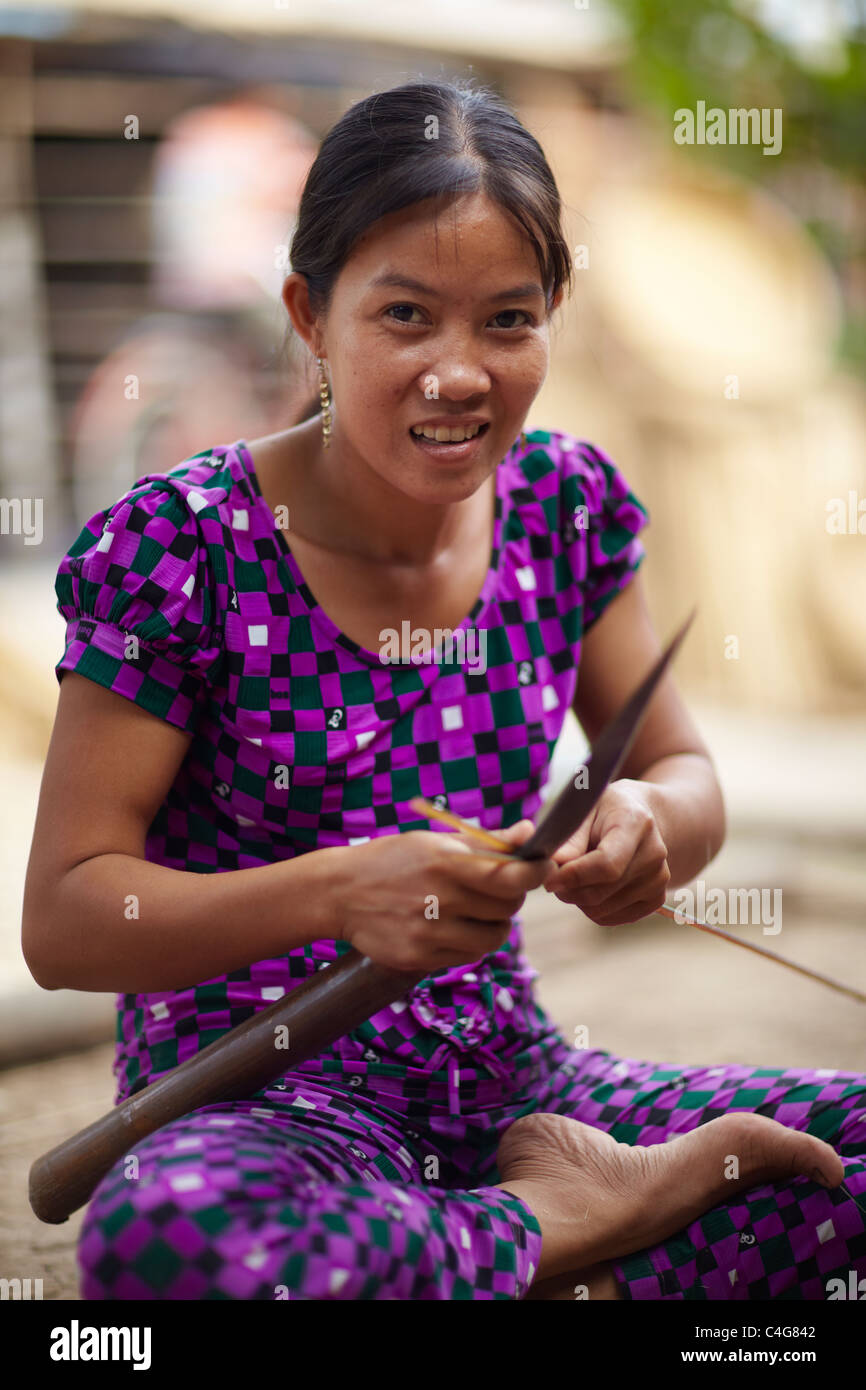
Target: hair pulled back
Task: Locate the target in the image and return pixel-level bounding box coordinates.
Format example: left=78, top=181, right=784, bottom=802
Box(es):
left=288, top=77, right=573, bottom=323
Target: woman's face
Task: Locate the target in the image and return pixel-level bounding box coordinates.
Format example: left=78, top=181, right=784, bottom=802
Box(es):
left=293, top=190, right=558, bottom=505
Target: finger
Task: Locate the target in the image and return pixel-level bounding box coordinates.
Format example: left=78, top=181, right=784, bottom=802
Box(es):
left=588, top=890, right=670, bottom=927
left=441, top=886, right=529, bottom=921
left=446, top=846, right=556, bottom=899
left=552, top=844, right=668, bottom=909
left=449, top=819, right=533, bottom=860
left=550, top=817, right=594, bottom=868
left=565, top=862, right=670, bottom=914
left=547, top=824, right=638, bottom=893
left=494, top=819, right=537, bottom=847
left=433, top=918, right=516, bottom=962
left=593, top=893, right=669, bottom=925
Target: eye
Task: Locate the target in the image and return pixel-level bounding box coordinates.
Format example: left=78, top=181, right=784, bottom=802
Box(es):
left=492, top=309, right=530, bottom=328
left=385, top=303, right=426, bottom=325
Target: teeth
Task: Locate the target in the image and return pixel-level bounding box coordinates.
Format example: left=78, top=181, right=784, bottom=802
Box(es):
left=411, top=423, right=483, bottom=442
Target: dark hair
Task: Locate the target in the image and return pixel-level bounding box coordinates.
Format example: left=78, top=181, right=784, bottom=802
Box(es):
left=288, top=77, right=573, bottom=325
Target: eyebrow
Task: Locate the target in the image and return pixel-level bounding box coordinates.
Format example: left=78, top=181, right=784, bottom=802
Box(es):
left=368, top=272, right=546, bottom=302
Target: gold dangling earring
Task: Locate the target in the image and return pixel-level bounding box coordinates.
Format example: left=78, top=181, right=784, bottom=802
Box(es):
left=316, top=355, right=332, bottom=449
left=519, top=430, right=527, bottom=450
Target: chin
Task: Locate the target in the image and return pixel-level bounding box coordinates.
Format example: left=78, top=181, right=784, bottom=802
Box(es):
left=415, top=459, right=492, bottom=491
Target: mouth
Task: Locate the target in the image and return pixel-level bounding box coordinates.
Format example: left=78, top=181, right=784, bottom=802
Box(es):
left=409, top=420, right=490, bottom=461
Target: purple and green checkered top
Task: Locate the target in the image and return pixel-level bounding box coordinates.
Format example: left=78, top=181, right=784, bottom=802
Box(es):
left=54, top=429, right=649, bottom=1106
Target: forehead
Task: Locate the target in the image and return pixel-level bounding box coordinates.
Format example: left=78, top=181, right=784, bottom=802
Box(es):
left=344, top=191, right=542, bottom=288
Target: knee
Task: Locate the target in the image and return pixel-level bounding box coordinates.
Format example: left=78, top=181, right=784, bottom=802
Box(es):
left=77, top=1146, right=312, bottom=1300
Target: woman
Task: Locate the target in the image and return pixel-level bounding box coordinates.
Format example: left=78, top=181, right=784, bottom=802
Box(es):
left=24, top=79, right=864, bottom=1301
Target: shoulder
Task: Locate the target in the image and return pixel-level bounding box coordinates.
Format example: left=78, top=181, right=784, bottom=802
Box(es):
left=129, top=442, right=251, bottom=526
left=55, top=441, right=259, bottom=638
left=52, top=448, right=250, bottom=727
left=62, top=441, right=259, bottom=575
left=510, top=428, right=624, bottom=488
left=504, top=428, right=648, bottom=535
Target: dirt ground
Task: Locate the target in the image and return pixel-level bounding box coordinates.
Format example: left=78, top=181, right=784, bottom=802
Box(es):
left=2, top=859, right=863, bottom=1301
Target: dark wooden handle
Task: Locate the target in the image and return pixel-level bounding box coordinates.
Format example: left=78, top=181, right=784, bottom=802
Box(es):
left=29, top=949, right=423, bottom=1225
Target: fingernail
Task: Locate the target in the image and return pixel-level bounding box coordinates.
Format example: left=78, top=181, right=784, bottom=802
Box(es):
left=811, top=1167, right=834, bottom=1189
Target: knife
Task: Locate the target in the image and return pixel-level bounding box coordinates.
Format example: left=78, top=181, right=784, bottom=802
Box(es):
left=412, top=608, right=696, bottom=863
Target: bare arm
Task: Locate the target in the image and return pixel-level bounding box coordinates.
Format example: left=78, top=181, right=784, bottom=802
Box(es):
left=22, top=674, right=555, bottom=993
left=21, top=672, right=345, bottom=993
left=573, top=575, right=726, bottom=888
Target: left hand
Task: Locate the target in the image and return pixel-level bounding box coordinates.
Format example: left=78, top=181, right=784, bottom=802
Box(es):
left=542, top=780, right=671, bottom=926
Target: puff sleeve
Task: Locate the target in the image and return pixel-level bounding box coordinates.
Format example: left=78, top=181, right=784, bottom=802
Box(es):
left=558, top=437, right=650, bottom=634
left=54, top=481, right=223, bottom=733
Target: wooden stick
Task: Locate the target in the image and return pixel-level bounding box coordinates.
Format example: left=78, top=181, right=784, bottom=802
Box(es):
left=655, top=904, right=866, bottom=1005
left=29, top=950, right=426, bottom=1224
left=409, top=797, right=513, bottom=852
left=415, top=797, right=866, bottom=1007
left=29, top=801, right=524, bottom=1223
left=32, top=801, right=862, bottom=1225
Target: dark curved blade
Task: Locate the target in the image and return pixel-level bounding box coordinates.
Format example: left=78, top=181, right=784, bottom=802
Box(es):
left=515, top=609, right=696, bottom=861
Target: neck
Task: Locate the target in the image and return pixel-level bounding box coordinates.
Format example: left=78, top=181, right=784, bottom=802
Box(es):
left=301, top=414, right=495, bottom=567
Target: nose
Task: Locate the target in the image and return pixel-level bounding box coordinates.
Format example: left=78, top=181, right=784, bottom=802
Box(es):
left=424, top=330, right=492, bottom=401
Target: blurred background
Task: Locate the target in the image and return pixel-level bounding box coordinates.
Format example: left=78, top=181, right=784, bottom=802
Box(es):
left=0, top=0, right=864, bottom=1297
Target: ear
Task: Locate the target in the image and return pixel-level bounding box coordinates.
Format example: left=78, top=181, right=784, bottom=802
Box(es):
left=282, top=272, right=325, bottom=357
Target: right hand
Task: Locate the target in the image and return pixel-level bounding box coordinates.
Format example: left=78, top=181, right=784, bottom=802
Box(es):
left=334, top=821, right=556, bottom=974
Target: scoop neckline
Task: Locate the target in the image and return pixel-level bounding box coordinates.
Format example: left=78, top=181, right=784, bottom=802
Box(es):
left=234, top=437, right=512, bottom=669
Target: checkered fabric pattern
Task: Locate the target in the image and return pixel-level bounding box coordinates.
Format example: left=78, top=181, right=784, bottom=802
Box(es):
left=54, top=429, right=648, bottom=1104
left=57, top=433, right=866, bottom=1300
left=76, top=1037, right=866, bottom=1300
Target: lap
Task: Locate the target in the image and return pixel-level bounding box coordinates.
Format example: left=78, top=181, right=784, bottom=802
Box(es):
left=80, top=1040, right=866, bottom=1300
left=90, top=1042, right=866, bottom=1208
left=87, top=1077, right=426, bottom=1215
left=78, top=1072, right=541, bottom=1300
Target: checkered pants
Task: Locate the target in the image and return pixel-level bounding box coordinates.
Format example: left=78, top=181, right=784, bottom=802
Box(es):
left=77, top=1034, right=866, bottom=1299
